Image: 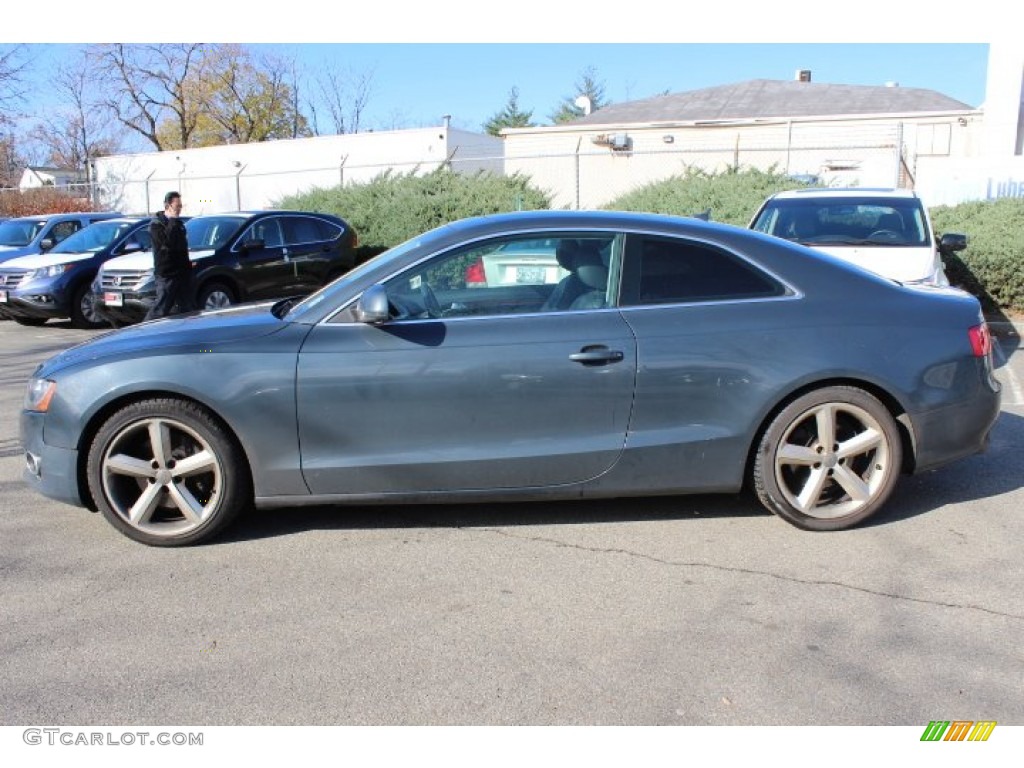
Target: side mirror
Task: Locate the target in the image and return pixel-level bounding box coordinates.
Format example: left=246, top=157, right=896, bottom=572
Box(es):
left=40, top=237, right=55, bottom=252
left=120, top=241, right=143, bottom=254
left=240, top=238, right=265, bottom=252
left=354, top=284, right=390, bottom=324
left=938, top=232, right=968, bottom=255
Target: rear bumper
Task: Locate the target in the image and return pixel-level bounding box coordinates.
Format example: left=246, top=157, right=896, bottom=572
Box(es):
left=910, top=380, right=1002, bottom=473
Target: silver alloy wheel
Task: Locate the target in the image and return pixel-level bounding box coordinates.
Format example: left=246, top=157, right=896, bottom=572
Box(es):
left=773, top=401, right=891, bottom=520
left=100, top=417, right=223, bottom=537
left=203, top=289, right=233, bottom=309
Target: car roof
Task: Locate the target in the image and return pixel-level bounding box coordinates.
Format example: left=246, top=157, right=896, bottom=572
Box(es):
left=3, top=212, right=123, bottom=223
left=769, top=188, right=918, bottom=201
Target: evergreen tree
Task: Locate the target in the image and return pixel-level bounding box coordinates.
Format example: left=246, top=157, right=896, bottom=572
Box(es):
left=483, top=87, right=536, bottom=136
left=549, top=66, right=609, bottom=124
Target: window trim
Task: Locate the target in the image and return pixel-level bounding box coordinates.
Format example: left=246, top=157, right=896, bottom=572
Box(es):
left=321, top=224, right=799, bottom=327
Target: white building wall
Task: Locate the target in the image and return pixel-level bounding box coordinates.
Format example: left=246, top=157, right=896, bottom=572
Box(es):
left=981, top=42, right=1024, bottom=156
left=94, top=126, right=503, bottom=216
left=504, top=113, right=978, bottom=209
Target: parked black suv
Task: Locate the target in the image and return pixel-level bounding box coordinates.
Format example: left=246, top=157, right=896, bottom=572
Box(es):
left=92, top=210, right=357, bottom=324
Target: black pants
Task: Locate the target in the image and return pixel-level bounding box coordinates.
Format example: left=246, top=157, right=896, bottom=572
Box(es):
left=145, top=272, right=197, bottom=321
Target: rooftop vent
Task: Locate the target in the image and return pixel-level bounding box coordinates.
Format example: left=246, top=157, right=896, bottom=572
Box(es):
left=796, top=69, right=812, bottom=83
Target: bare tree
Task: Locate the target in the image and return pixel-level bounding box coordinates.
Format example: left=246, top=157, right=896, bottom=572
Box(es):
left=309, top=64, right=374, bottom=135
left=30, top=51, right=122, bottom=172
left=0, top=45, right=30, bottom=124
left=89, top=43, right=208, bottom=151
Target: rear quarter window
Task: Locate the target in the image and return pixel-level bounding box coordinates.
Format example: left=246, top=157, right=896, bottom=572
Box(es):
left=620, top=235, right=784, bottom=306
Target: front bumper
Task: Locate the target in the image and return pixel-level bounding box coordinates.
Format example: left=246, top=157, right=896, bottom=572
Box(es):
left=92, top=288, right=154, bottom=324
left=20, top=410, right=84, bottom=508
left=0, top=288, right=71, bottom=321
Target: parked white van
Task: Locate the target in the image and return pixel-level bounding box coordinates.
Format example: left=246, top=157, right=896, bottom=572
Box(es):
left=749, top=188, right=967, bottom=286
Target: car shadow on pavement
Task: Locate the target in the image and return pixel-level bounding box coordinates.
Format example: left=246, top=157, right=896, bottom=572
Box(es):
left=219, top=492, right=770, bottom=545
left=218, top=412, right=1023, bottom=544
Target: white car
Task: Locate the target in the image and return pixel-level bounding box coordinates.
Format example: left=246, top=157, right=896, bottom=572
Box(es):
left=749, top=188, right=967, bottom=286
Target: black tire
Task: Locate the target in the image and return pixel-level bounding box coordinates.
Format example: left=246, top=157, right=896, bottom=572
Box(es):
left=70, top=283, right=107, bottom=329
left=86, top=398, right=252, bottom=546
left=752, top=386, right=903, bottom=531
left=13, top=316, right=47, bottom=326
left=197, top=281, right=236, bottom=311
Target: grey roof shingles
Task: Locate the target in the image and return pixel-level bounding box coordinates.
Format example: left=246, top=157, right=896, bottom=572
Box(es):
left=571, top=79, right=974, bottom=125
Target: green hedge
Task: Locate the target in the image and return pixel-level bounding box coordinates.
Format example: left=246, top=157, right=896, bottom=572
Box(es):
left=602, top=167, right=814, bottom=226
left=276, top=164, right=1024, bottom=318
left=275, top=167, right=551, bottom=260
left=930, top=198, right=1024, bottom=317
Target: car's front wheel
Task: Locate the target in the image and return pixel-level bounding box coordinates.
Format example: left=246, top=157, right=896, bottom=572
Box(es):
left=86, top=398, right=251, bottom=546
left=198, top=281, right=235, bottom=311
left=71, top=283, right=107, bottom=329
left=752, top=386, right=903, bottom=531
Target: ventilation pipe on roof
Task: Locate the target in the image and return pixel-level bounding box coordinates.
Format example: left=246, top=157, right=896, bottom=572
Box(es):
left=796, top=69, right=811, bottom=82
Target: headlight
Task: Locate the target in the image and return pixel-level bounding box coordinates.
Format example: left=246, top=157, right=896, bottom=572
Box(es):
left=25, top=264, right=73, bottom=280
left=24, top=378, right=57, bottom=412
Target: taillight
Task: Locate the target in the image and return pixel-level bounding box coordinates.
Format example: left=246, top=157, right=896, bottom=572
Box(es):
left=968, top=323, right=992, bottom=358
left=464, top=258, right=486, bottom=287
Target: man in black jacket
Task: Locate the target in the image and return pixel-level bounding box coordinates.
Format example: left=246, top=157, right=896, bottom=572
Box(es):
left=144, top=191, right=195, bottom=321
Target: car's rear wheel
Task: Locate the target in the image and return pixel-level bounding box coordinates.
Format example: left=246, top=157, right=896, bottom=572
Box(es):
left=86, top=398, right=251, bottom=546
left=198, top=281, right=235, bottom=310
left=752, top=386, right=902, bottom=531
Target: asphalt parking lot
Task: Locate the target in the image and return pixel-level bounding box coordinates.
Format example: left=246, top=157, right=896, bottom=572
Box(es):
left=1, top=318, right=1022, bottom=726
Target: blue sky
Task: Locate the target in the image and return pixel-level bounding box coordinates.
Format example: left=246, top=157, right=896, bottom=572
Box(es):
left=267, top=43, right=992, bottom=132
left=15, top=43, right=991, bottom=138
left=5, top=1, right=1003, bottom=145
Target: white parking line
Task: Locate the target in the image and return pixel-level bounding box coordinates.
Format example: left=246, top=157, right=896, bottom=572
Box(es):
left=994, top=338, right=1023, bottom=405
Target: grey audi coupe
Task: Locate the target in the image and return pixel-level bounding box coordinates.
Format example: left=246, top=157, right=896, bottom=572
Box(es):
left=21, top=211, right=1001, bottom=546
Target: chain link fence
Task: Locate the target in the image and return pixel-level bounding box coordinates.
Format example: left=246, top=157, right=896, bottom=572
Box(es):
left=2, top=121, right=917, bottom=216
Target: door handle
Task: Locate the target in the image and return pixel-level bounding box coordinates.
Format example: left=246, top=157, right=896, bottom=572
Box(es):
left=570, top=346, right=624, bottom=365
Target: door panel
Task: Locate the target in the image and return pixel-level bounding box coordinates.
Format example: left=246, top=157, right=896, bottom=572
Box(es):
left=296, top=311, right=637, bottom=495
left=236, top=217, right=291, bottom=299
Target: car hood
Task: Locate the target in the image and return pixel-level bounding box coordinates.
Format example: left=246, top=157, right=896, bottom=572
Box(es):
left=38, top=301, right=294, bottom=376
left=100, top=248, right=217, bottom=271
left=0, top=245, right=40, bottom=262
left=0, top=250, right=96, bottom=269
left=808, top=244, right=935, bottom=283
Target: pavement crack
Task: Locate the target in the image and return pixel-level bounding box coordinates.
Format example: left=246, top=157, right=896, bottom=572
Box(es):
left=466, top=526, right=1024, bottom=622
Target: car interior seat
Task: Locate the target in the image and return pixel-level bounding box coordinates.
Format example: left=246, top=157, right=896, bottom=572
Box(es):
left=788, top=209, right=820, bottom=240
left=567, top=243, right=609, bottom=310
left=874, top=212, right=905, bottom=236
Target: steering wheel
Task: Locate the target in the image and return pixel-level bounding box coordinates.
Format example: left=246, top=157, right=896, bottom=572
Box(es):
left=419, top=281, right=443, bottom=319
left=868, top=229, right=901, bottom=241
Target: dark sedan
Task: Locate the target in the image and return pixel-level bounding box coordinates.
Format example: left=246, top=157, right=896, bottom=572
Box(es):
left=21, top=211, right=1001, bottom=546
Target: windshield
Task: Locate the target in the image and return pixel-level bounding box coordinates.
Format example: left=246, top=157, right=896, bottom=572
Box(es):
left=752, top=197, right=930, bottom=248
left=0, top=219, right=45, bottom=247
left=186, top=216, right=245, bottom=250
left=51, top=221, right=141, bottom=254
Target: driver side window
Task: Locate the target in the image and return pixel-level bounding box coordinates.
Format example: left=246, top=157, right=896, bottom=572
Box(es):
left=381, top=233, right=617, bottom=321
